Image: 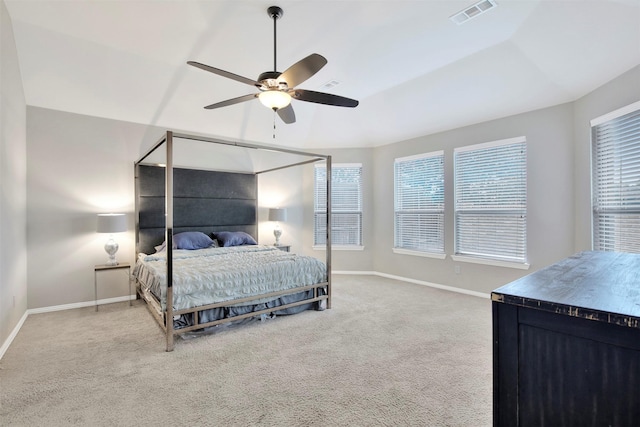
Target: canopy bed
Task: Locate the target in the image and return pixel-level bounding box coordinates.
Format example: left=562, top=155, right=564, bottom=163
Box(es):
left=133, top=131, right=332, bottom=351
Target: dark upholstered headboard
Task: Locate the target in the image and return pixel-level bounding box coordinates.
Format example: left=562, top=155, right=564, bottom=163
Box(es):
left=136, top=165, right=257, bottom=254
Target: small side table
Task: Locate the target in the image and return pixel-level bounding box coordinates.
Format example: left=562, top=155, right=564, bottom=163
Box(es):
left=94, top=263, right=131, bottom=311
left=274, top=245, right=291, bottom=252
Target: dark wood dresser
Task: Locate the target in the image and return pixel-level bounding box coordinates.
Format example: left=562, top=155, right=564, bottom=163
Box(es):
left=491, top=251, right=640, bottom=427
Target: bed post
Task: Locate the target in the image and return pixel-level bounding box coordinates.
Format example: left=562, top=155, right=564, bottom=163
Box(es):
left=133, top=162, right=140, bottom=306
left=326, top=156, right=332, bottom=309
left=165, top=131, right=175, bottom=352
left=134, top=162, right=140, bottom=262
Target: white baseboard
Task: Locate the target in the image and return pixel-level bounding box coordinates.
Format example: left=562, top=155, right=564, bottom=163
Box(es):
left=332, top=270, right=490, bottom=299
left=0, top=310, right=29, bottom=361
left=0, top=295, right=134, bottom=360
left=2, top=272, right=486, bottom=359
left=27, top=295, right=134, bottom=315
left=332, top=270, right=376, bottom=275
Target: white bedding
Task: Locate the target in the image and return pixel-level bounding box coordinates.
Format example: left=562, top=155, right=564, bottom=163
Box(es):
left=133, top=245, right=327, bottom=310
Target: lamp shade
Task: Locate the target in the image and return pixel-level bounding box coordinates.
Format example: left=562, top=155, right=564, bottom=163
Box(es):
left=97, top=213, right=127, bottom=233
left=268, top=208, right=287, bottom=222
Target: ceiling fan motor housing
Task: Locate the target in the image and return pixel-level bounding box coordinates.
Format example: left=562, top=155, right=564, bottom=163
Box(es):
left=257, top=71, right=288, bottom=91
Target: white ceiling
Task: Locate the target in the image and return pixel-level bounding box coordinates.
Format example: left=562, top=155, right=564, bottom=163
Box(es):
left=5, top=0, right=640, bottom=149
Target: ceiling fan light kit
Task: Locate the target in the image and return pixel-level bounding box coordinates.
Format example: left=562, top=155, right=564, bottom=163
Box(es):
left=187, top=5, right=358, bottom=124
left=258, top=90, right=292, bottom=110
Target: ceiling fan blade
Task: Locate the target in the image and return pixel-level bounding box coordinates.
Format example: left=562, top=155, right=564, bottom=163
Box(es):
left=204, top=94, right=257, bottom=109
left=292, top=89, right=359, bottom=108
left=278, top=54, right=327, bottom=88
left=187, top=61, right=258, bottom=87
left=277, top=104, right=296, bottom=124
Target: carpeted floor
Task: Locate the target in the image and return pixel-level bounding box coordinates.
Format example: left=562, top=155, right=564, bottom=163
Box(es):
left=0, top=275, right=493, bottom=426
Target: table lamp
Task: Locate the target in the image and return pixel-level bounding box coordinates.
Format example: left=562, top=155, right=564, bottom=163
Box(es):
left=97, top=213, right=127, bottom=265
left=268, top=208, right=287, bottom=246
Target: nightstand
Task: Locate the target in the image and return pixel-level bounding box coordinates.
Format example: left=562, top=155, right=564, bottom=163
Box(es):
left=94, top=263, right=131, bottom=311
left=275, top=245, right=291, bottom=252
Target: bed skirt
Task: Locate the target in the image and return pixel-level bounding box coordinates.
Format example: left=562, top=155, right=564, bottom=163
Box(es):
left=172, top=288, right=326, bottom=331
left=136, top=280, right=329, bottom=342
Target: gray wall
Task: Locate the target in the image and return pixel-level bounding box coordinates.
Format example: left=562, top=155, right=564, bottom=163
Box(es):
left=257, top=166, right=306, bottom=251
left=24, top=109, right=313, bottom=310
left=573, top=66, right=640, bottom=252
left=26, top=108, right=162, bottom=309
left=0, top=0, right=28, bottom=351
left=359, top=65, right=638, bottom=295
left=300, top=148, right=375, bottom=272
left=371, top=104, right=575, bottom=294
left=21, top=65, right=640, bottom=311
left=20, top=65, right=640, bottom=311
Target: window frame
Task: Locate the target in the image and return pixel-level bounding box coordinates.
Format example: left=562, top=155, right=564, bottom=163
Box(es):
left=393, top=151, right=446, bottom=259
left=452, top=136, right=529, bottom=269
left=591, top=100, right=640, bottom=254
left=313, top=163, right=364, bottom=250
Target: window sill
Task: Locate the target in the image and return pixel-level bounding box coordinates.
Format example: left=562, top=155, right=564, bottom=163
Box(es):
left=450, top=255, right=530, bottom=270
left=313, top=245, right=364, bottom=251
left=392, top=248, right=446, bottom=259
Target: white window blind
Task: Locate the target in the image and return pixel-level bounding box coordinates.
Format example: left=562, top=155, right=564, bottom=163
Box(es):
left=454, top=137, right=527, bottom=263
left=314, top=164, right=362, bottom=246
left=592, top=103, right=640, bottom=253
left=394, top=151, right=444, bottom=254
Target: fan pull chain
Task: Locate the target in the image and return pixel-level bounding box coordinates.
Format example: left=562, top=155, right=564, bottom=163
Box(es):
left=273, top=111, right=277, bottom=139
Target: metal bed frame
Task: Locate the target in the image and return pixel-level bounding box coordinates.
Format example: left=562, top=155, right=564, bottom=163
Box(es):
left=134, top=130, right=332, bottom=351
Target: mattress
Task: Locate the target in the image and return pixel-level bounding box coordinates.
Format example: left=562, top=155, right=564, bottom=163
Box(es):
left=133, top=245, right=327, bottom=311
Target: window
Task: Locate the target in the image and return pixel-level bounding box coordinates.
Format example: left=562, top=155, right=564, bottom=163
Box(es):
left=454, top=137, right=527, bottom=265
left=314, top=163, right=363, bottom=247
left=591, top=102, right=640, bottom=253
left=394, top=151, right=445, bottom=257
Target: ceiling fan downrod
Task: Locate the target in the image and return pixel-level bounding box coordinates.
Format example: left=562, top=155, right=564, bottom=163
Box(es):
left=267, top=6, right=283, bottom=72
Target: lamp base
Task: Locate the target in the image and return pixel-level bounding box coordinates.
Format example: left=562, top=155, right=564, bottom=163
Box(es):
left=104, top=237, right=119, bottom=266
left=273, top=227, right=282, bottom=246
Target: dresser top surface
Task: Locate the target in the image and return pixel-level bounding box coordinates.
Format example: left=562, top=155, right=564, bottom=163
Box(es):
left=492, top=251, right=640, bottom=327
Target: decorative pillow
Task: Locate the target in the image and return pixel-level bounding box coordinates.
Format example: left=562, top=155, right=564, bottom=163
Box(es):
left=214, top=231, right=257, bottom=247
left=155, top=231, right=216, bottom=252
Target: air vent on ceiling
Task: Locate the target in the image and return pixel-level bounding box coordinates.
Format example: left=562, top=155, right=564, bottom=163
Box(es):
left=320, top=79, right=341, bottom=91
left=450, top=0, right=497, bottom=25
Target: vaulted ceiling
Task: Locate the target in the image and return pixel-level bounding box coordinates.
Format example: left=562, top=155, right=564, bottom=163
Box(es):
left=5, top=0, right=640, bottom=149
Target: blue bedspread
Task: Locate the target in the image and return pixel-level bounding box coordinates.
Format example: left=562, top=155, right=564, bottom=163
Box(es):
left=133, top=245, right=327, bottom=310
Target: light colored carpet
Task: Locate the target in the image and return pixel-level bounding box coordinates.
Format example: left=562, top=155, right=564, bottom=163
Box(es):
left=0, top=275, right=493, bottom=426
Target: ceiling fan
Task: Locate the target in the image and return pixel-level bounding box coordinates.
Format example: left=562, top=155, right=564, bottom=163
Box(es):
left=187, top=5, right=358, bottom=124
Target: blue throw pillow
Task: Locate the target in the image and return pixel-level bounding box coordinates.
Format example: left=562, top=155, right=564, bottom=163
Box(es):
left=155, top=231, right=215, bottom=252
left=214, top=231, right=257, bottom=247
